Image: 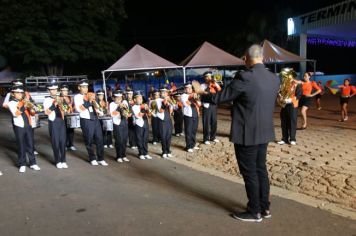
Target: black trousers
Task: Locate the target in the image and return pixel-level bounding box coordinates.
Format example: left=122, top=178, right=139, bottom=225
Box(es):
left=173, top=110, right=183, bottom=134
left=159, top=119, right=172, bottom=154
left=114, top=121, right=128, bottom=158
left=128, top=117, right=137, bottom=147
left=151, top=116, right=160, bottom=142
left=66, top=127, right=74, bottom=147
left=184, top=116, right=198, bottom=149
left=14, top=125, right=36, bottom=167
left=280, top=104, right=297, bottom=142
left=234, top=143, right=270, bottom=215
left=135, top=124, right=148, bottom=156
left=48, top=118, right=66, bottom=164
left=202, top=104, right=217, bottom=142
left=80, top=118, right=104, bottom=161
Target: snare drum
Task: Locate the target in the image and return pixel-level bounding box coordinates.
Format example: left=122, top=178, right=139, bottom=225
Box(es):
left=31, top=114, right=41, bottom=129
left=65, top=113, right=81, bottom=128
left=99, top=116, right=113, bottom=131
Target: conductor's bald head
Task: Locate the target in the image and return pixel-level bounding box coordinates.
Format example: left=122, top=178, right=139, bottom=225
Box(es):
left=245, top=44, right=263, bottom=68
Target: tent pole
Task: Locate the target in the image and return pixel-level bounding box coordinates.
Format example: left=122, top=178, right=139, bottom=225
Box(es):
left=183, top=67, right=186, bottom=84
left=102, top=71, right=108, bottom=104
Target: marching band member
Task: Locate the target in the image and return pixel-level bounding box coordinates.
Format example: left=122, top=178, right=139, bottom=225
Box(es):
left=43, top=83, right=67, bottom=169
left=8, top=85, right=40, bottom=173
left=295, top=72, right=321, bottom=129
left=149, top=89, right=160, bottom=145
left=74, top=79, right=108, bottom=166
left=125, top=88, right=138, bottom=149
left=109, top=90, right=130, bottom=163
left=132, top=91, right=152, bottom=160
left=156, top=87, right=173, bottom=158
left=181, top=82, right=201, bottom=153
left=200, top=71, right=221, bottom=145
left=60, top=84, right=77, bottom=151
left=96, top=89, right=113, bottom=148
left=4, top=79, right=40, bottom=155
left=338, top=78, right=356, bottom=122
left=173, top=94, right=184, bottom=136
left=276, top=68, right=302, bottom=146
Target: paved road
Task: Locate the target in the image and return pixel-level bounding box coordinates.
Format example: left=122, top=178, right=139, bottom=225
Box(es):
left=0, top=110, right=355, bottom=236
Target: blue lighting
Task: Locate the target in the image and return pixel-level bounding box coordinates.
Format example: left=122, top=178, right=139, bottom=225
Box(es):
left=307, top=37, right=356, bottom=47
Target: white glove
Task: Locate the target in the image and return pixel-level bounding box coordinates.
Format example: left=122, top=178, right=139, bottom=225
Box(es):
left=285, top=98, right=292, bottom=103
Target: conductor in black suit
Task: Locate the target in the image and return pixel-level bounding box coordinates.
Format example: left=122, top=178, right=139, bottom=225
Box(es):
left=197, top=44, right=280, bottom=222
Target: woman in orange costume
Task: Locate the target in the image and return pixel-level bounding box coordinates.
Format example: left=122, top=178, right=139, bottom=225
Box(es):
left=295, top=72, right=321, bottom=129
left=338, top=78, right=356, bottom=122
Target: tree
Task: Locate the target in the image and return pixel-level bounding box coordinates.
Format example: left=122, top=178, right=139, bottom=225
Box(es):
left=0, top=0, right=126, bottom=76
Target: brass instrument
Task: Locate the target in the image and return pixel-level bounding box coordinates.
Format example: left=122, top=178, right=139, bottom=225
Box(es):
left=212, top=73, right=223, bottom=84
left=56, top=96, right=70, bottom=114
left=119, top=103, right=131, bottom=118
left=277, top=68, right=297, bottom=108
left=149, top=100, right=158, bottom=114
left=24, top=99, right=36, bottom=110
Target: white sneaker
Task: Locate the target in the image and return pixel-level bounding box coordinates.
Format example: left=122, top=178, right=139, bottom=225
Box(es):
left=187, top=149, right=193, bottom=153
left=194, top=146, right=200, bottom=150
left=139, top=155, right=146, bottom=160
left=290, top=141, right=297, bottom=146
left=153, top=142, right=157, bottom=145
left=204, top=141, right=211, bottom=145
left=70, top=146, right=77, bottom=151
left=30, top=165, right=41, bottom=171
left=0, top=171, right=2, bottom=176
left=123, top=157, right=130, bottom=162
left=109, top=145, right=114, bottom=148
left=19, top=166, right=26, bottom=173
left=61, top=163, right=68, bottom=168
left=34, top=151, right=39, bottom=155
left=175, top=134, right=180, bottom=137
left=98, top=160, right=108, bottom=166
left=162, top=154, right=168, bottom=159
left=277, top=140, right=286, bottom=145
left=91, top=160, right=99, bottom=166
left=132, top=146, right=138, bottom=149
left=117, top=158, right=123, bottom=163
left=167, top=153, right=173, bottom=158
left=213, top=139, right=220, bottom=143
left=145, top=155, right=152, bottom=160
left=180, top=133, right=184, bottom=136
left=104, top=145, right=108, bottom=148
left=56, top=163, right=63, bottom=169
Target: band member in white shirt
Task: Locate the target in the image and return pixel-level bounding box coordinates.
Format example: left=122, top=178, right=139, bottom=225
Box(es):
left=181, top=82, right=201, bottom=153
left=156, top=87, right=173, bottom=158
left=132, top=91, right=152, bottom=160
left=109, top=90, right=130, bottom=163
left=7, top=85, right=40, bottom=173
left=125, top=88, right=138, bottom=149
left=43, top=83, right=68, bottom=169
left=74, top=79, right=108, bottom=166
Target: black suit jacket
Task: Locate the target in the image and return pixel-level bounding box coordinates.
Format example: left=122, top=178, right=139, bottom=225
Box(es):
left=201, top=63, right=280, bottom=146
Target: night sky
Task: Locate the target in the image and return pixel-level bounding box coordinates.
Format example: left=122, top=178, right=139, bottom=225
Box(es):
left=119, top=0, right=355, bottom=74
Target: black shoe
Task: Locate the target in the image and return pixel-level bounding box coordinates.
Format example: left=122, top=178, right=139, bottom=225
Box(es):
left=261, top=210, right=272, bottom=219
left=232, top=211, right=262, bottom=223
